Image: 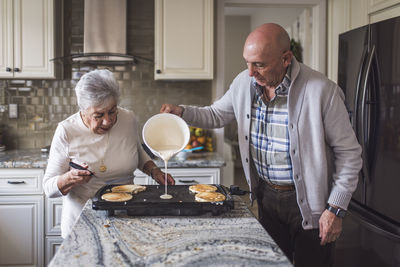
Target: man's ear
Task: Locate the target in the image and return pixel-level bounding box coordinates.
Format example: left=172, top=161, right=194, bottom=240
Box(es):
left=282, top=50, right=293, bottom=67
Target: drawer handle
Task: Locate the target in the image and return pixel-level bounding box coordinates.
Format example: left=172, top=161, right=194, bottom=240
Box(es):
left=178, top=179, right=199, bottom=184
left=7, top=181, right=26, bottom=184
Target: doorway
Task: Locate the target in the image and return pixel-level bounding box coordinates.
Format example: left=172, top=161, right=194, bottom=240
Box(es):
left=214, top=0, right=327, bottom=195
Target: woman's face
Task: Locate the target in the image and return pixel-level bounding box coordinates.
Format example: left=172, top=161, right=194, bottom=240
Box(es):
left=81, top=100, right=118, bottom=135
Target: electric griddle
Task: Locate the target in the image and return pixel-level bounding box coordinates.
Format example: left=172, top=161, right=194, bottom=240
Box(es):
left=92, top=184, right=234, bottom=216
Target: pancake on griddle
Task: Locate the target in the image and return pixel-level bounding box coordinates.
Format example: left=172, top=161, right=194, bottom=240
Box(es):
left=101, top=192, right=133, bottom=202
left=195, top=192, right=226, bottom=202
left=189, top=184, right=217, bottom=193
left=111, top=184, right=146, bottom=194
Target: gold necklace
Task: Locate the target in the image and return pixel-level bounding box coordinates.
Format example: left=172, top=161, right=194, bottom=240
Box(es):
left=99, top=131, right=110, bottom=172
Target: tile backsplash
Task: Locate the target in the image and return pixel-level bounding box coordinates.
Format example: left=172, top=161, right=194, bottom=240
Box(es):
left=0, top=0, right=212, bottom=150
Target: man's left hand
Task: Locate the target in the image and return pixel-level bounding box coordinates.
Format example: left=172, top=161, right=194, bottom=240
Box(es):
left=319, top=209, right=343, bottom=245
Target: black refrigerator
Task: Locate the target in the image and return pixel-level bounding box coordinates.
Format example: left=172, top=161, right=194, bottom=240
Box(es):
left=335, top=16, right=400, bottom=267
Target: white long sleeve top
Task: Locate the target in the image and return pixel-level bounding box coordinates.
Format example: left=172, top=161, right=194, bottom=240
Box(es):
left=43, top=107, right=151, bottom=238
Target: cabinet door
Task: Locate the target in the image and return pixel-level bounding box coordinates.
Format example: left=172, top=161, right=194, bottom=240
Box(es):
left=13, top=0, right=54, bottom=78
left=135, top=168, right=220, bottom=185
left=169, top=168, right=220, bottom=185
left=154, top=0, right=213, bottom=80
left=133, top=170, right=151, bottom=185
left=45, top=197, right=62, bottom=235
left=0, top=168, right=44, bottom=195
left=369, top=0, right=400, bottom=14
left=144, top=168, right=219, bottom=185
left=0, top=0, right=13, bottom=78
left=45, top=236, right=63, bottom=267
left=0, top=195, right=44, bottom=267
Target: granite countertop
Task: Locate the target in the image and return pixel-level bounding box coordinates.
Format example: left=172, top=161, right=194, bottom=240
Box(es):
left=0, top=149, right=225, bottom=169
left=0, top=149, right=49, bottom=168
left=49, top=196, right=291, bottom=267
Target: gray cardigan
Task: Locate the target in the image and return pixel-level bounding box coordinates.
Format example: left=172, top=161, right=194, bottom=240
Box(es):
left=182, top=58, right=362, bottom=229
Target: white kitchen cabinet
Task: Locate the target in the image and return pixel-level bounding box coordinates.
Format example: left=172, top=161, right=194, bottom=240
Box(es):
left=368, top=0, right=400, bottom=13
left=45, top=197, right=63, bottom=265
left=327, top=0, right=400, bottom=82
left=45, top=236, right=63, bottom=267
left=0, top=0, right=54, bottom=78
left=0, top=168, right=44, bottom=267
left=370, top=2, right=400, bottom=23
left=327, top=0, right=369, bottom=82
left=134, top=167, right=220, bottom=185
left=154, top=0, right=213, bottom=80
left=45, top=197, right=62, bottom=235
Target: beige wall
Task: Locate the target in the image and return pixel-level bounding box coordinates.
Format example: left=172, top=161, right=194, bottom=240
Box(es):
left=224, top=16, right=250, bottom=91
left=0, top=0, right=213, bottom=150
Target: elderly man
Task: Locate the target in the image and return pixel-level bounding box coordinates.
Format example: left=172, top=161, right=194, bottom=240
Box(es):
left=161, top=23, right=362, bottom=266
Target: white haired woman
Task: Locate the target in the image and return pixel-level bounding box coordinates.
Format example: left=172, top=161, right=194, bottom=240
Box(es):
left=43, top=69, right=174, bottom=238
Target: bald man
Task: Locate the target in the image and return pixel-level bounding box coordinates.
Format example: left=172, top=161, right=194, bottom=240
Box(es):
left=161, top=23, right=362, bottom=266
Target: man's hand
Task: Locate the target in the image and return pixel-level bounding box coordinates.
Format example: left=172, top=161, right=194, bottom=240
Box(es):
left=152, top=168, right=175, bottom=185
left=319, top=209, right=343, bottom=245
left=160, top=104, right=184, bottom=117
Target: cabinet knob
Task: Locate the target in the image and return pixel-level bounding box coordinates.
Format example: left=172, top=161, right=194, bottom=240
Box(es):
left=13, top=67, right=20, bottom=72
left=156, top=69, right=161, bottom=74
left=6, top=67, right=12, bottom=72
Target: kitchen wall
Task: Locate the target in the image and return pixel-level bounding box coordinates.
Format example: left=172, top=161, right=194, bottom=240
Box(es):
left=0, top=0, right=213, bottom=150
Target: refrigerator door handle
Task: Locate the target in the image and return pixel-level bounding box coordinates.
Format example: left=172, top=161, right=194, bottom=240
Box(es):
left=359, top=46, right=375, bottom=184
left=354, top=47, right=368, bottom=133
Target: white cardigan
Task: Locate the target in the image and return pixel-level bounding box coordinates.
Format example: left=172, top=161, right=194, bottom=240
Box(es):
left=43, top=107, right=151, bottom=238
left=182, top=58, right=362, bottom=230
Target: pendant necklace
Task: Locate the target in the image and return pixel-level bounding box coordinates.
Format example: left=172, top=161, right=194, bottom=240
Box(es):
left=99, top=131, right=110, bottom=172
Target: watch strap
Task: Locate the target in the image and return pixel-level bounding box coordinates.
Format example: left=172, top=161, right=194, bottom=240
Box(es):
left=326, top=204, right=346, bottom=218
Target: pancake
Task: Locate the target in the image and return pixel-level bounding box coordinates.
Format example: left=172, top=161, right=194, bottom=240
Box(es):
left=101, top=192, right=133, bottom=202
left=111, top=184, right=146, bottom=194
left=189, top=184, right=217, bottom=193
left=195, top=192, right=226, bottom=202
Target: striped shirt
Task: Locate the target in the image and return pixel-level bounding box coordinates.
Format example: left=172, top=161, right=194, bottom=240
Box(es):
left=250, top=69, right=293, bottom=185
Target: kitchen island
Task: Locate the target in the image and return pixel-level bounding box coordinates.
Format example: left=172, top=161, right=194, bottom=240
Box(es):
left=0, top=149, right=228, bottom=266
left=49, top=197, right=291, bottom=267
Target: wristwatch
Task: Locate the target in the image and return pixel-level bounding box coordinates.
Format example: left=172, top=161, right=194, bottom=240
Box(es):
left=326, top=204, right=347, bottom=218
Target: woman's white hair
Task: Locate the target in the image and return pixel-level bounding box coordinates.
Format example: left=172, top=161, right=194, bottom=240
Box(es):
left=75, top=69, right=120, bottom=111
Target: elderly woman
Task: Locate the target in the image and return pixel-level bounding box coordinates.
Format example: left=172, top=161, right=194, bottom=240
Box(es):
left=44, top=69, right=174, bottom=238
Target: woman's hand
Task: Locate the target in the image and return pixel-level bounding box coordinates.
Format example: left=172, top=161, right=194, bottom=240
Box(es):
left=57, top=168, right=93, bottom=195
left=151, top=167, right=175, bottom=185
left=160, top=104, right=184, bottom=117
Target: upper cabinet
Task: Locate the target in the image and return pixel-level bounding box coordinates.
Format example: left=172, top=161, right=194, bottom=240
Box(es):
left=327, top=0, right=400, bottom=82
left=0, top=0, right=55, bottom=79
left=369, top=0, right=400, bottom=23
left=369, top=0, right=400, bottom=13
left=154, top=0, right=213, bottom=80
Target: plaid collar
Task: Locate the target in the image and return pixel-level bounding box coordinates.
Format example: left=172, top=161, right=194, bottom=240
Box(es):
left=253, top=64, right=292, bottom=99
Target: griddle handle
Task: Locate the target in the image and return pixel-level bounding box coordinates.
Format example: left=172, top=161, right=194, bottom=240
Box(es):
left=178, top=179, right=198, bottom=184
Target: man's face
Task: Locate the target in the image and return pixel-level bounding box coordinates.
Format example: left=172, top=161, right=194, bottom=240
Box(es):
left=243, top=42, right=291, bottom=88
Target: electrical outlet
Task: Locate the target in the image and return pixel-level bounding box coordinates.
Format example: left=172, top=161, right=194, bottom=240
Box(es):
left=9, top=104, right=18, bottom=119
left=0, top=105, right=7, bottom=113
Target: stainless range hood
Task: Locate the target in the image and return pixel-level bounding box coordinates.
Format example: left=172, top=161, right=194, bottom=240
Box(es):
left=71, top=0, right=135, bottom=64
